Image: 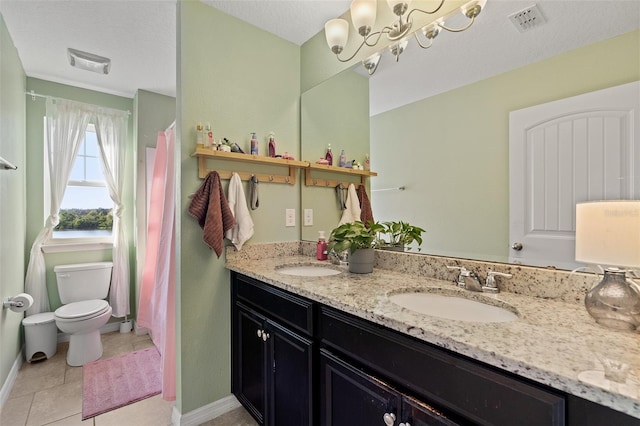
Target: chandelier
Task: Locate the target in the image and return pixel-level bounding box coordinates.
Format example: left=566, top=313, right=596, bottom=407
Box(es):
left=325, top=0, right=487, bottom=75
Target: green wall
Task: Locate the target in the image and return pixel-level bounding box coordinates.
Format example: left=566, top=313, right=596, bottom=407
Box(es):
left=0, top=12, right=26, bottom=394
left=178, top=1, right=300, bottom=413
left=371, top=30, right=640, bottom=262
left=24, top=78, right=135, bottom=312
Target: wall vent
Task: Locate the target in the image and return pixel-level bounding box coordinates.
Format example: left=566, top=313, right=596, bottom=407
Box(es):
left=508, top=4, right=547, bottom=33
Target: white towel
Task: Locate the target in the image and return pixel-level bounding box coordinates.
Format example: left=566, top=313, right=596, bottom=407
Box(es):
left=225, top=173, right=254, bottom=250
left=338, top=184, right=362, bottom=226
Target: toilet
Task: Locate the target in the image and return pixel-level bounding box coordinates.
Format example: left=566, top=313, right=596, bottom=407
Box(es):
left=53, top=262, right=113, bottom=366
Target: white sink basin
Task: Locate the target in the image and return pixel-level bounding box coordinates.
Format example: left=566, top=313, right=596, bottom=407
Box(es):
left=389, top=292, right=518, bottom=323
left=276, top=265, right=342, bottom=277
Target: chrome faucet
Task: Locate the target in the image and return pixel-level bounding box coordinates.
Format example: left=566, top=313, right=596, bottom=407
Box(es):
left=482, top=269, right=512, bottom=293
left=328, top=249, right=349, bottom=265
left=446, top=266, right=511, bottom=293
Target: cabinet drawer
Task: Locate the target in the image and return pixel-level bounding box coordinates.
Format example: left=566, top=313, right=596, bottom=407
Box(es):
left=320, top=306, right=565, bottom=426
left=233, top=272, right=314, bottom=336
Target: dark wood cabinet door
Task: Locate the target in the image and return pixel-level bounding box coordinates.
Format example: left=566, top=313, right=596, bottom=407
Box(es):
left=268, top=320, right=314, bottom=426
left=320, top=349, right=400, bottom=426
left=402, top=394, right=460, bottom=426
left=233, top=305, right=267, bottom=424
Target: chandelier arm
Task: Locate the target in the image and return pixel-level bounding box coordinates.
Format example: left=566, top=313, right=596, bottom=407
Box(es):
left=363, top=30, right=387, bottom=48
left=335, top=33, right=382, bottom=63
left=438, top=15, right=476, bottom=33
left=405, top=0, right=446, bottom=21
left=414, top=32, right=434, bottom=50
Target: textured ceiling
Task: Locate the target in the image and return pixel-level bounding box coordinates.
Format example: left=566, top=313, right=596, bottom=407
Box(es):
left=1, top=0, right=638, bottom=111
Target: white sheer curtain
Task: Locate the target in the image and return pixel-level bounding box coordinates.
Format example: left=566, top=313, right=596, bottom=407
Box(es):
left=95, top=109, right=130, bottom=318
left=25, top=98, right=91, bottom=316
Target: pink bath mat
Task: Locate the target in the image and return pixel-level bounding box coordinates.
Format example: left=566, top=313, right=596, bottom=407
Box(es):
left=82, top=346, right=162, bottom=420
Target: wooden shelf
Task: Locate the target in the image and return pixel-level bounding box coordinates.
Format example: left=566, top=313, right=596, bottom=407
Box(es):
left=305, top=163, right=377, bottom=188
left=192, top=147, right=308, bottom=185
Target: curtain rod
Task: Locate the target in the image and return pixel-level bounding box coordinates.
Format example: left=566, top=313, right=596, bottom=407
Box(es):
left=25, top=90, right=131, bottom=116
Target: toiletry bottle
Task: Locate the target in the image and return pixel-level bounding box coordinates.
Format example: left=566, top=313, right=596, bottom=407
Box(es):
left=317, top=231, right=328, bottom=261
left=268, top=132, right=276, bottom=157
left=339, top=149, right=346, bottom=167
left=365, top=154, right=370, bottom=171
left=250, top=132, right=259, bottom=155
left=325, top=144, right=333, bottom=166
left=205, top=123, right=213, bottom=149
left=196, top=123, right=204, bottom=149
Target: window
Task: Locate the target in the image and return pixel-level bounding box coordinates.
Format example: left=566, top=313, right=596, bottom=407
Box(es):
left=46, top=123, right=114, bottom=242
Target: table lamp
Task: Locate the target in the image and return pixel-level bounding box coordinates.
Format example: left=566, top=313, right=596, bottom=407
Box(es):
left=575, top=201, right=640, bottom=331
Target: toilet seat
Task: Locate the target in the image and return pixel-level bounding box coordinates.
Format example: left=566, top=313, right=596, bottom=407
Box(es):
left=55, top=299, right=110, bottom=322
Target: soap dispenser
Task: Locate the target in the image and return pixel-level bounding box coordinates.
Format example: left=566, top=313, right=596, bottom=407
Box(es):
left=325, top=144, right=333, bottom=166
left=317, top=231, right=328, bottom=261
left=268, top=132, right=276, bottom=157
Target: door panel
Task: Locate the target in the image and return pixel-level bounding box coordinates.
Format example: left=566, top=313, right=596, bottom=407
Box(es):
left=269, top=320, right=313, bottom=426
left=233, top=306, right=267, bottom=424
left=320, top=349, right=400, bottom=426
left=510, top=81, right=640, bottom=269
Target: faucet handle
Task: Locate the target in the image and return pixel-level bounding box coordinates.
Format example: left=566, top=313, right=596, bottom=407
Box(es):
left=446, top=265, right=470, bottom=287
left=483, top=269, right=512, bottom=293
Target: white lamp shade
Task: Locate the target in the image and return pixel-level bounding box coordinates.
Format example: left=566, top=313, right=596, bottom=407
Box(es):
left=575, top=201, right=640, bottom=268
left=325, top=18, right=349, bottom=50
left=350, top=0, right=377, bottom=32
left=386, top=0, right=412, bottom=14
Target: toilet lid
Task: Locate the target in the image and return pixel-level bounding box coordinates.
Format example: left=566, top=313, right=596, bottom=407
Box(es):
left=55, top=299, right=109, bottom=319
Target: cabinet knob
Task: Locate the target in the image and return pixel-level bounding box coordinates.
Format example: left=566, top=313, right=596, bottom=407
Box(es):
left=383, top=412, right=396, bottom=426
left=399, top=423, right=410, bottom=426
left=511, top=242, right=523, bottom=251
left=257, top=329, right=263, bottom=338
left=261, top=332, right=270, bottom=342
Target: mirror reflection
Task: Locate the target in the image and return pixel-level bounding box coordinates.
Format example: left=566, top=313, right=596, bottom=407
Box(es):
left=301, top=3, right=640, bottom=271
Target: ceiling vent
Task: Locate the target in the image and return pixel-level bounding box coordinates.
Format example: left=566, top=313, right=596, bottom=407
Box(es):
left=508, top=4, right=547, bottom=33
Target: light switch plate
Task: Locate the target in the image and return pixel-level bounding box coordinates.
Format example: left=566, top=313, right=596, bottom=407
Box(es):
left=285, top=208, right=296, bottom=227
left=304, top=209, right=313, bottom=226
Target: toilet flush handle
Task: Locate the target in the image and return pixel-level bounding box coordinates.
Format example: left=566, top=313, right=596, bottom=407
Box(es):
left=57, top=273, right=70, bottom=278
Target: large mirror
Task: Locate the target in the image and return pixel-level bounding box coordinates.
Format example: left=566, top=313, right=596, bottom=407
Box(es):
left=301, top=1, right=640, bottom=271
left=301, top=66, right=370, bottom=242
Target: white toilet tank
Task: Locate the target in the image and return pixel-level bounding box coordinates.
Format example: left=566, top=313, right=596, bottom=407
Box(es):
left=54, top=262, right=113, bottom=304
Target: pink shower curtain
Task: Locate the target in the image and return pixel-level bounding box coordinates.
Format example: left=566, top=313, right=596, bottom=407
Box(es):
left=138, top=125, right=176, bottom=401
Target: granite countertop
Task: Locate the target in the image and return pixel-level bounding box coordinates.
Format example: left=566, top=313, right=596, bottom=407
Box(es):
left=226, top=253, right=640, bottom=418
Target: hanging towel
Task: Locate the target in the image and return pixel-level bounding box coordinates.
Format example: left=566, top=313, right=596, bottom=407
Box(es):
left=188, top=171, right=236, bottom=257
left=338, top=183, right=362, bottom=226
left=225, top=172, right=255, bottom=250
left=357, top=185, right=375, bottom=226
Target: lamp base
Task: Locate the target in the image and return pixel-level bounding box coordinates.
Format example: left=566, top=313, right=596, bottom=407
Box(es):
left=585, top=269, right=640, bottom=331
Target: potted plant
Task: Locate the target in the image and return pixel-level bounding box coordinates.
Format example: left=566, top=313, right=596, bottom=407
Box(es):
left=378, top=221, right=425, bottom=252
left=328, top=221, right=384, bottom=273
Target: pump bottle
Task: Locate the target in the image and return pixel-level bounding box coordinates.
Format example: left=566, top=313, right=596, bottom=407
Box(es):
left=250, top=132, right=259, bottom=155
left=317, top=231, right=328, bottom=260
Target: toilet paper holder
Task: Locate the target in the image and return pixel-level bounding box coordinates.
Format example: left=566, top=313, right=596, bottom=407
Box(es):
left=4, top=297, right=26, bottom=309
left=3, top=293, right=34, bottom=312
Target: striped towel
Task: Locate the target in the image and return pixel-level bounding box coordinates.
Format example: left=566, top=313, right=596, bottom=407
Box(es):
left=188, top=171, right=236, bottom=257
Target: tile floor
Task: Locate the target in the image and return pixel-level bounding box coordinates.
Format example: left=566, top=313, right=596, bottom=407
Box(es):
left=1, top=330, right=256, bottom=426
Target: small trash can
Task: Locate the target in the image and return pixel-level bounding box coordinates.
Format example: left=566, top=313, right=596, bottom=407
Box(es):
left=22, top=312, right=57, bottom=363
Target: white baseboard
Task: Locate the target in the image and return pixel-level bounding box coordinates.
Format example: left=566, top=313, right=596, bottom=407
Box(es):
left=172, top=394, right=241, bottom=426
left=0, top=348, right=24, bottom=410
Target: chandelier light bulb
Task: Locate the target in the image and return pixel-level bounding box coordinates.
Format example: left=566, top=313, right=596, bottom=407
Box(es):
left=350, top=0, right=377, bottom=37
left=325, top=18, right=349, bottom=54
left=462, top=0, right=487, bottom=18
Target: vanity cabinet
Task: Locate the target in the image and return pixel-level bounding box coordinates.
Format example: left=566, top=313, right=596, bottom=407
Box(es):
left=231, top=272, right=639, bottom=426
left=231, top=272, right=314, bottom=425
left=320, top=348, right=459, bottom=425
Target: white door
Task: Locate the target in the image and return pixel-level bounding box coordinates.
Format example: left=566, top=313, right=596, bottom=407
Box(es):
left=509, top=81, right=640, bottom=270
